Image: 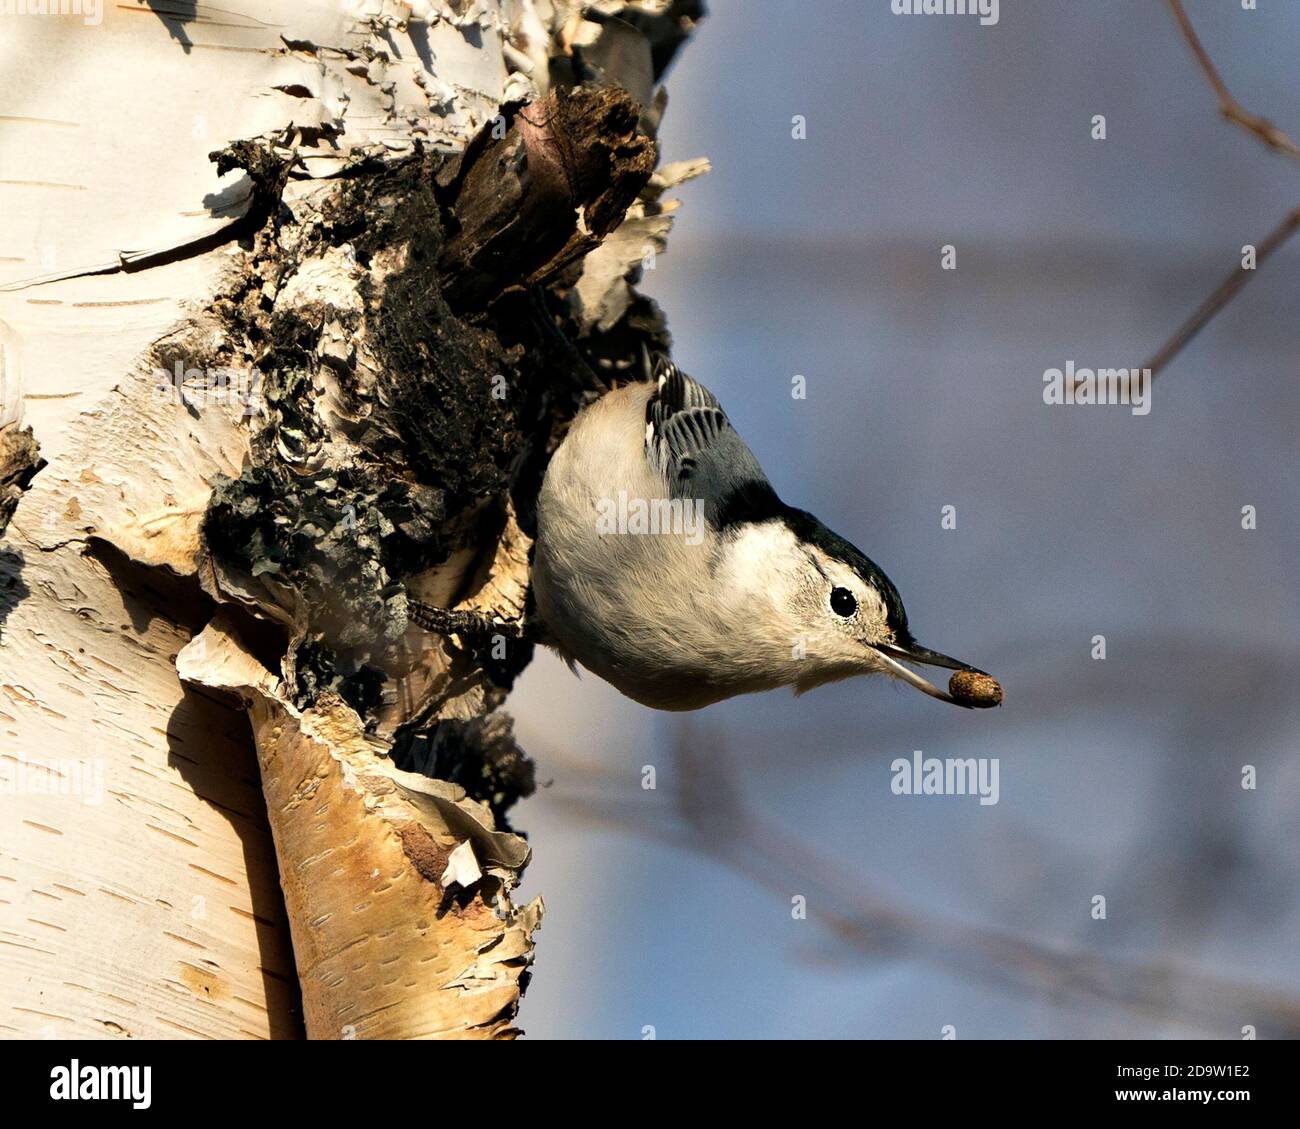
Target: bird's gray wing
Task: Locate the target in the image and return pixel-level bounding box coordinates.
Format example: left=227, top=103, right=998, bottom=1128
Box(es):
left=644, top=355, right=781, bottom=528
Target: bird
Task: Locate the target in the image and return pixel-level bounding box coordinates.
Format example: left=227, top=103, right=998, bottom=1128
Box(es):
left=526, top=353, right=999, bottom=712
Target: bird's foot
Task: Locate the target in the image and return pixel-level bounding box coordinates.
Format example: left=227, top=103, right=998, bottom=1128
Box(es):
left=407, top=599, right=533, bottom=641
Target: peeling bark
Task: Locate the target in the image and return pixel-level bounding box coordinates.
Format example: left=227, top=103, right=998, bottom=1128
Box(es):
left=177, top=614, right=539, bottom=1039
left=0, top=426, right=41, bottom=537
left=0, top=0, right=705, bottom=1040
left=436, top=85, right=657, bottom=309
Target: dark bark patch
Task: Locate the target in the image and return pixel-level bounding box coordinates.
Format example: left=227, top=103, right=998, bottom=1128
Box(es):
left=0, top=425, right=43, bottom=537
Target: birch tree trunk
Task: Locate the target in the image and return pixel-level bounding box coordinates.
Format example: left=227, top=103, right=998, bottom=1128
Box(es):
left=0, top=0, right=703, bottom=1040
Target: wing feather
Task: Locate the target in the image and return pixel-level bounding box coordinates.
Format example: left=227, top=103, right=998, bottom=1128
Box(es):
left=644, top=355, right=781, bottom=528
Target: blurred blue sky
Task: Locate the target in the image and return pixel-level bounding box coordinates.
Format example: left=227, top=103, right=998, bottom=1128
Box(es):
left=509, top=1, right=1300, bottom=1038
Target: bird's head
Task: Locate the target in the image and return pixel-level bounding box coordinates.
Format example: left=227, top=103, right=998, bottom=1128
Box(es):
left=723, top=507, right=987, bottom=707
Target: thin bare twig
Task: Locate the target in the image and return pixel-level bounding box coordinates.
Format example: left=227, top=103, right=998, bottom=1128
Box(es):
left=1142, top=2, right=1300, bottom=378
left=1144, top=205, right=1300, bottom=379
left=1165, top=0, right=1300, bottom=160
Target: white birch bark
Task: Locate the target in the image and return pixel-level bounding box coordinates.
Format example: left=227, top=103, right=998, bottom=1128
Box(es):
left=0, top=0, right=702, bottom=1039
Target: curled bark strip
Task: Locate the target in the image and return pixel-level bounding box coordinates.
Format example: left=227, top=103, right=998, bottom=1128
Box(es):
left=178, top=614, right=541, bottom=1040
left=437, top=86, right=658, bottom=310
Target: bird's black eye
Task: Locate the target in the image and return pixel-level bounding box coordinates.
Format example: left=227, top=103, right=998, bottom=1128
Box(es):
left=830, top=587, right=857, bottom=618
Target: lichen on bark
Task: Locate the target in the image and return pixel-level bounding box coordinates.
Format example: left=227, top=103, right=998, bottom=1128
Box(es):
left=197, top=84, right=663, bottom=823
left=197, top=147, right=531, bottom=757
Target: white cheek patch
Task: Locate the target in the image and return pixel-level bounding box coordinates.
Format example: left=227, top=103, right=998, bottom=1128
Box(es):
left=862, top=588, right=894, bottom=633
left=719, top=523, right=808, bottom=606
left=863, top=588, right=887, bottom=619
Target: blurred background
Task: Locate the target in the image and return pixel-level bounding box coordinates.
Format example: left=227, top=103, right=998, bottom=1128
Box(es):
left=509, top=0, right=1300, bottom=1038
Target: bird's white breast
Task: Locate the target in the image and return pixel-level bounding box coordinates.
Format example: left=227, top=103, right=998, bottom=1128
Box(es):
left=532, top=383, right=789, bottom=709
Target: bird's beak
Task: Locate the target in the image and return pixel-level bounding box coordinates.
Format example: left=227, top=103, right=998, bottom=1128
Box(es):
left=871, top=640, right=982, bottom=708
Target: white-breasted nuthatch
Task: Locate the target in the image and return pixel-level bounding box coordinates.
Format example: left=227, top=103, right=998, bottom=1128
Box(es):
left=529, top=355, right=1000, bottom=711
